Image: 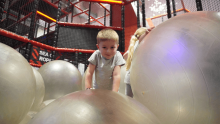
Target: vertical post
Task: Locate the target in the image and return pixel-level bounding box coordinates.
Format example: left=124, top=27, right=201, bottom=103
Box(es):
left=52, top=0, right=61, bottom=60
left=15, top=9, right=21, bottom=34
left=88, top=2, right=91, bottom=24
left=84, top=53, right=87, bottom=72
left=196, top=0, right=203, bottom=11
left=71, top=6, right=74, bottom=23
left=66, top=0, right=70, bottom=22
left=44, top=22, right=46, bottom=35
left=104, top=9, right=106, bottom=26
left=24, top=18, right=26, bottom=29
left=141, top=0, right=146, bottom=27
left=166, top=0, right=172, bottom=19
left=110, top=5, right=112, bottom=26
left=4, top=0, right=11, bottom=29
left=75, top=52, right=78, bottom=68
left=137, top=0, right=140, bottom=28
left=121, top=5, right=125, bottom=52
left=26, top=0, right=39, bottom=62
left=172, top=0, right=176, bottom=16
left=28, top=0, right=39, bottom=40
left=46, top=23, right=50, bottom=44
left=0, top=0, right=6, bottom=21
left=34, top=19, right=39, bottom=38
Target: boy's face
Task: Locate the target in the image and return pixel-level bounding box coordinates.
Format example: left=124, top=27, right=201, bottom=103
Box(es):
left=96, top=40, right=119, bottom=59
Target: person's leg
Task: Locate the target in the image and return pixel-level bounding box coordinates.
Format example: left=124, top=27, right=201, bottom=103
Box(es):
left=125, top=84, right=133, bottom=97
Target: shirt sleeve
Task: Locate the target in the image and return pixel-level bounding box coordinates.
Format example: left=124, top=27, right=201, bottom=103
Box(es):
left=114, top=51, right=125, bottom=66
left=88, top=50, right=98, bottom=65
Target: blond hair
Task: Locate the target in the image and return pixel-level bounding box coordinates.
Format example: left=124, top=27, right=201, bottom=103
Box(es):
left=97, top=28, right=119, bottom=44
left=125, top=27, right=148, bottom=71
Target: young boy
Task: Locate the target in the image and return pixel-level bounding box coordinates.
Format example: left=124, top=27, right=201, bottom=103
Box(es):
left=85, top=28, right=125, bottom=92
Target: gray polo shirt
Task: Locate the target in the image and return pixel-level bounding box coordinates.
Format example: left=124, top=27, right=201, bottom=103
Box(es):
left=88, top=50, right=125, bottom=90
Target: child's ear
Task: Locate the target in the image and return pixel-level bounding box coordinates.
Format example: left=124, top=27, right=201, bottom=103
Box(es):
left=96, top=44, right=99, bottom=49
left=117, top=44, right=119, bottom=48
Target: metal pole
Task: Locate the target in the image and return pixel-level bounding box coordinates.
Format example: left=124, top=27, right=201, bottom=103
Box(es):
left=0, top=0, right=6, bottom=21
left=110, top=5, right=112, bottom=26
left=172, top=0, right=176, bottom=16
left=196, top=0, right=203, bottom=11
left=166, top=0, right=172, bottom=19
left=121, top=5, right=125, bottom=52
left=71, top=6, right=74, bottom=22
left=66, top=0, right=70, bottom=22
left=88, top=2, right=91, bottom=24
left=26, top=0, right=39, bottom=62
left=4, top=0, right=11, bottom=29
left=141, top=0, right=146, bottom=27
left=104, top=9, right=106, bottom=26
left=137, top=0, right=140, bottom=28
left=52, top=0, right=61, bottom=60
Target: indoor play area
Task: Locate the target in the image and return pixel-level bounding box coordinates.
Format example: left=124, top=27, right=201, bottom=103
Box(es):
left=0, top=0, right=220, bottom=124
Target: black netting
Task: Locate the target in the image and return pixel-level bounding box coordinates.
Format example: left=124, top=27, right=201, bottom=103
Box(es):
left=58, top=26, right=122, bottom=50
left=202, top=0, right=220, bottom=12
left=0, top=34, right=24, bottom=48
left=38, top=0, right=64, bottom=20
left=151, top=10, right=185, bottom=27
left=183, top=0, right=199, bottom=12
left=58, top=26, right=98, bottom=49
left=54, top=51, right=92, bottom=69
left=35, top=31, right=55, bottom=45
left=183, top=0, right=220, bottom=12
left=0, top=0, right=33, bottom=36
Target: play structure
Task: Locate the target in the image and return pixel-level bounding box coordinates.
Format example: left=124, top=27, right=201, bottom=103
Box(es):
left=1, top=0, right=218, bottom=69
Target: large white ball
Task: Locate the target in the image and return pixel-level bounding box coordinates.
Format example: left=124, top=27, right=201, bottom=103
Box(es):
left=38, top=60, right=82, bottom=101
left=0, top=43, right=36, bottom=124
left=28, top=89, right=161, bottom=124
left=131, top=11, right=220, bottom=124
left=30, top=67, right=45, bottom=111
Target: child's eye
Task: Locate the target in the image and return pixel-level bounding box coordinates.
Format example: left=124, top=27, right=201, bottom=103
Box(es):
left=111, top=47, right=115, bottom=49
left=103, top=47, right=106, bottom=49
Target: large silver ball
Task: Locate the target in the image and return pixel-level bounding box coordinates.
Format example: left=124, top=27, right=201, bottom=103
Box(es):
left=131, top=11, right=220, bottom=124
left=38, top=60, right=82, bottom=101
left=30, top=67, right=45, bottom=111
left=28, top=89, right=161, bottom=124
left=0, top=43, right=36, bottom=124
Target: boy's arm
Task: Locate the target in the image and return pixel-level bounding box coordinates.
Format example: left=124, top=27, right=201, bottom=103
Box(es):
left=85, top=63, right=96, bottom=89
left=112, top=65, right=121, bottom=92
